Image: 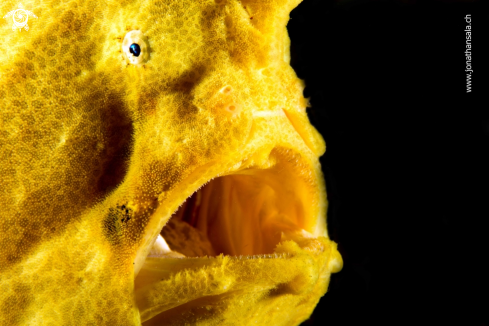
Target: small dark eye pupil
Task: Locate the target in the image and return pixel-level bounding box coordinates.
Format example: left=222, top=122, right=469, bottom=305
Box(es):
left=129, top=43, right=141, bottom=57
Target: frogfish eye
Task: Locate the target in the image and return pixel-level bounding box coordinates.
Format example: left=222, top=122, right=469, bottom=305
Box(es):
left=129, top=43, right=141, bottom=57
left=122, top=30, right=149, bottom=65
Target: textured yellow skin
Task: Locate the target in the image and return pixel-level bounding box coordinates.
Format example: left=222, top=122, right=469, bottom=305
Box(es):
left=0, top=0, right=342, bottom=325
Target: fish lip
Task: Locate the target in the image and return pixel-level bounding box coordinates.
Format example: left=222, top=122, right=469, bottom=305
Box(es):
left=133, top=144, right=326, bottom=277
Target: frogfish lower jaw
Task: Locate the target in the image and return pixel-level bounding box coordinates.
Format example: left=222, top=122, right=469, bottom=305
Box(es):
left=133, top=144, right=343, bottom=324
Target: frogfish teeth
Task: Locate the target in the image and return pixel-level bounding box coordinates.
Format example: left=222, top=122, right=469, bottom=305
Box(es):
left=0, top=0, right=342, bottom=324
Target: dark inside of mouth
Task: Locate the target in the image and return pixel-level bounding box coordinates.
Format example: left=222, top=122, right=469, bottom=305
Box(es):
left=160, top=162, right=311, bottom=257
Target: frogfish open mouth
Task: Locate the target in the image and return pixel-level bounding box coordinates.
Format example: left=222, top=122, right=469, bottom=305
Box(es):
left=0, top=0, right=342, bottom=325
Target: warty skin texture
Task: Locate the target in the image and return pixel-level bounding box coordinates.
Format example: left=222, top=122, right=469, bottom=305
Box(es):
left=0, top=0, right=342, bottom=325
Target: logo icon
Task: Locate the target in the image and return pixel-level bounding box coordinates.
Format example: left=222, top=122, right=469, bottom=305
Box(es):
left=3, top=4, right=37, bottom=32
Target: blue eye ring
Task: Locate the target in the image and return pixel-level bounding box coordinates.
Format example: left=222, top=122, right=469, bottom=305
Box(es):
left=129, top=43, right=141, bottom=57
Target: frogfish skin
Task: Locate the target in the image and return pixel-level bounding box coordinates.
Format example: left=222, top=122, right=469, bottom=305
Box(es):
left=0, top=0, right=342, bottom=325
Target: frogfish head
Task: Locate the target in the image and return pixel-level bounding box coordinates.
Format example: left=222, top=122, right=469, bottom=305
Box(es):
left=0, top=0, right=342, bottom=325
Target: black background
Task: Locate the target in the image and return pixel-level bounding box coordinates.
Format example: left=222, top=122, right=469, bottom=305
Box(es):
left=287, top=0, right=489, bottom=325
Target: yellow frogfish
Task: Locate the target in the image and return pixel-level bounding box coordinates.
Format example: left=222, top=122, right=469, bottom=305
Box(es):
left=0, top=0, right=342, bottom=324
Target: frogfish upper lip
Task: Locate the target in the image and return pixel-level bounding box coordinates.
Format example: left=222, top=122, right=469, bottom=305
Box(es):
left=132, top=142, right=342, bottom=323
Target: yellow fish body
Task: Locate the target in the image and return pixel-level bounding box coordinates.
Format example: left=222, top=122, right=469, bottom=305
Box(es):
left=0, top=0, right=342, bottom=325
